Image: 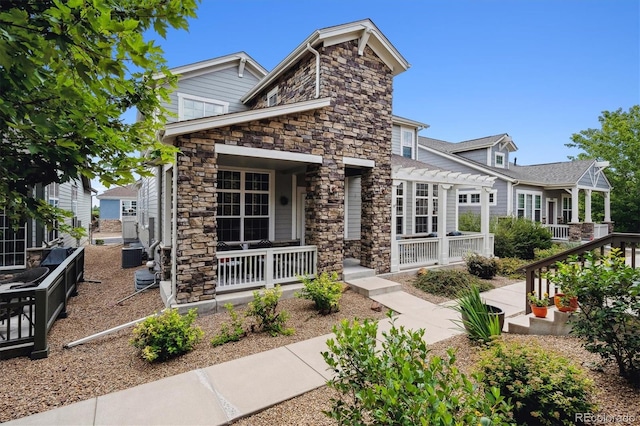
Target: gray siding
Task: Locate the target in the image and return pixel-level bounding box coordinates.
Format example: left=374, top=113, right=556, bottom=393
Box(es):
left=490, top=145, right=509, bottom=168
left=458, top=148, right=488, bottom=165
left=346, top=176, right=361, bottom=239
left=138, top=170, right=159, bottom=248
left=274, top=172, right=293, bottom=241
left=59, top=179, right=91, bottom=247
left=391, top=125, right=401, bottom=157
left=578, top=164, right=611, bottom=190
left=163, top=66, right=262, bottom=123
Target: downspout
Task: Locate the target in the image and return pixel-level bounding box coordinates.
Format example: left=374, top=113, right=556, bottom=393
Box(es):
left=509, top=180, right=520, bottom=216
left=305, top=43, right=320, bottom=99
left=168, top=151, right=179, bottom=307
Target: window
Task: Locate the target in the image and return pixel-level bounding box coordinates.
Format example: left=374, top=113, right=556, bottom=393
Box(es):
left=122, top=200, right=137, bottom=217
left=495, top=152, right=505, bottom=168
left=457, top=189, right=496, bottom=206
left=396, top=182, right=404, bottom=235
left=516, top=190, right=542, bottom=221
left=217, top=170, right=271, bottom=242
left=71, top=185, right=78, bottom=216
left=0, top=211, right=26, bottom=269
left=178, top=93, right=228, bottom=121
left=401, top=129, right=414, bottom=158
left=267, top=87, right=278, bottom=107
left=562, top=196, right=572, bottom=224
left=415, top=183, right=438, bottom=233
left=46, top=183, right=60, bottom=241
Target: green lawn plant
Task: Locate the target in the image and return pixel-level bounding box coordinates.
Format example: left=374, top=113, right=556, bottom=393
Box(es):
left=211, top=303, right=246, bottom=347
left=296, top=271, right=343, bottom=315
left=451, top=285, right=501, bottom=343
left=493, top=216, right=552, bottom=260
left=477, top=341, right=596, bottom=425
left=322, top=312, right=513, bottom=425
left=131, top=308, right=203, bottom=363
left=246, top=285, right=294, bottom=337
left=413, top=268, right=492, bottom=298
left=465, top=253, right=498, bottom=279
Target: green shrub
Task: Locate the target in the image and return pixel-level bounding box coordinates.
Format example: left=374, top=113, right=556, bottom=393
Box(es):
left=533, top=242, right=579, bottom=261
left=495, top=257, right=528, bottom=278
left=477, top=341, right=596, bottom=425
left=296, top=271, right=343, bottom=315
left=493, top=217, right=552, bottom=260
left=131, top=308, right=203, bottom=362
left=465, top=253, right=498, bottom=279
left=95, top=239, right=105, bottom=245
left=451, top=284, right=502, bottom=342
left=414, top=269, right=492, bottom=298
left=550, top=250, right=640, bottom=386
left=322, top=313, right=513, bottom=425
left=246, top=285, right=294, bottom=337
left=211, top=303, right=246, bottom=347
left=458, top=211, right=481, bottom=232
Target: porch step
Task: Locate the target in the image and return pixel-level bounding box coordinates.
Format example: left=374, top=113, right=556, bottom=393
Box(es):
left=345, top=276, right=402, bottom=297
left=343, top=265, right=376, bottom=281
left=506, top=306, right=574, bottom=335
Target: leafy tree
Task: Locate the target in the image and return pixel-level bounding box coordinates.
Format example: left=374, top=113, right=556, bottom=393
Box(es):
left=0, top=0, right=199, bottom=229
left=566, top=105, right=640, bottom=232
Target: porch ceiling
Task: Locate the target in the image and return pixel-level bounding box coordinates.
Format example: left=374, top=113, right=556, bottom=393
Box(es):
left=392, top=165, right=496, bottom=187
left=218, top=153, right=309, bottom=171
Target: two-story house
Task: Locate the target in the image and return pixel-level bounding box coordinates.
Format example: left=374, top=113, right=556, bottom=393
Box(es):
left=139, top=19, right=497, bottom=311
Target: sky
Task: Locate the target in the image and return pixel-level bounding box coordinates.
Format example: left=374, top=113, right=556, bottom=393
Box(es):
left=95, top=0, right=639, bottom=195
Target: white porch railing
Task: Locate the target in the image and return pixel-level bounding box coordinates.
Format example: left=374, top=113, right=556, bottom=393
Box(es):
left=216, top=245, right=317, bottom=292
left=448, top=234, right=486, bottom=261
left=594, top=224, right=609, bottom=239
left=544, top=224, right=570, bottom=240
left=398, top=238, right=439, bottom=269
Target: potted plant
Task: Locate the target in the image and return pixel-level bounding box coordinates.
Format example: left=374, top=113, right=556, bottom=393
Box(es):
left=554, top=292, right=578, bottom=312
left=527, top=291, right=549, bottom=318
left=451, top=284, right=503, bottom=342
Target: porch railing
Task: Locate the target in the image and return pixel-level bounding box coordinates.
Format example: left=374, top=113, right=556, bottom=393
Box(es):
left=398, top=238, right=439, bottom=269
left=0, top=247, right=84, bottom=360
left=524, top=233, right=639, bottom=314
left=448, top=234, right=487, bottom=261
left=594, top=224, right=609, bottom=239
left=216, top=245, right=317, bottom=292
left=544, top=224, right=570, bottom=240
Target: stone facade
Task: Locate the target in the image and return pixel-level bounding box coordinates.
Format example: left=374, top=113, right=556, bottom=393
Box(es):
left=581, top=222, right=595, bottom=240
left=344, top=239, right=361, bottom=259
left=173, top=41, right=394, bottom=303
left=568, top=223, right=582, bottom=242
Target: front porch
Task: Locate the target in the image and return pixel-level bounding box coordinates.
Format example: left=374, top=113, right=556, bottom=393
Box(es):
left=396, top=232, right=494, bottom=270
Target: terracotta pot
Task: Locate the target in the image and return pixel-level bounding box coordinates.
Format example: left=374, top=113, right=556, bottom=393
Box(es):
left=531, top=305, right=548, bottom=318
left=554, top=293, right=578, bottom=312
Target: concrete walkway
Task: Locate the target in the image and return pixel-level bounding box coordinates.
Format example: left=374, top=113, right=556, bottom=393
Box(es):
left=6, top=280, right=526, bottom=426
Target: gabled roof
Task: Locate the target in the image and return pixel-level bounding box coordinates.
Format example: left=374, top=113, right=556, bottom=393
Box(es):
left=393, top=115, right=429, bottom=130
left=242, top=19, right=410, bottom=103
left=97, top=184, right=137, bottom=200
left=420, top=133, right=517, bottom=153
left=504, top=160, right=601, bottom=186
left=155, top=52, right=268, bottom=81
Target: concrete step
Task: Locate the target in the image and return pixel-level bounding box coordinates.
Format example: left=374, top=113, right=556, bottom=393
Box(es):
left=343, top=266, right=376, bottom=281
left=346, top=276, right=402, bottom=297
left=506, top=307, right=574, bottom=335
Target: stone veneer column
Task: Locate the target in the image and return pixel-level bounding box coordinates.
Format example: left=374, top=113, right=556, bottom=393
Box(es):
left=360, top=165, right=392, bottom=273
left=305, top=161, right=345, bottom=277
left=174, top=136, right=217, bottom=303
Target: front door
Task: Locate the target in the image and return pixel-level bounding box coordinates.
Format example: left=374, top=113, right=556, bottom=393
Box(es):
left=547, top=201, right=556, bottom=225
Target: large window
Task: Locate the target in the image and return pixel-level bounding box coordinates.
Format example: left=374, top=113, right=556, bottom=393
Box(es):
left=217, top=170, right=271, bottom=242
left=122, top=200, right=137, bottom=217
left=402, top=129, right=414, bottom=158
left=562, top=195, right=572, bottom=224
left=46, top=183, right=60, bottom=241
left=396, top=182, right=404, bottom=235
left=517, top=191, right=542, bottom=221
left=415, top=183, right=438, bottom=233
left=178, top=93, right=228, bottom=121
left=457, top=189, right=496, bottom=206
left=0, top=211, right=26, bottom=269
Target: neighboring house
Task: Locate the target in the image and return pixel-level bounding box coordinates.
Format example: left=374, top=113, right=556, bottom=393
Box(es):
left=139, top=19, right=497, bottom=310
left=418, top=134, right=613, bottom=241
left=96, top=184, right=138, bottom=233
left=0, top=177, right=93, bottom=271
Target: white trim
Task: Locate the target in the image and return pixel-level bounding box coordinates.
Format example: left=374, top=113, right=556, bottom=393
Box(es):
left=215, top=144, right=323, bottom=164
left=516, top=189, right=543, bottom=221
left=164, top=97, right=332, bottom=140
left=401, top=127, right=415, bottom=159
left=177, top=93, right=229, bottom=121
left=494, top=152, right=505, bottom=168
left=155, top=52, right=268, bottom=81
left=392, top=165, right=496, bottom=186
left=392, top=115, right=429, bottom=129
left=266, top=87, right=278, bottom=107
left=486, top=148, right=491, bottom=166
left=343, top=156, right=375, bottom=168
left=457, top=189, right=497, bottom=206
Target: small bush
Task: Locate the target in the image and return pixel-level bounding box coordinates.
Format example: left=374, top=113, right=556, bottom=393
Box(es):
left=465, top=253, right=498, bottom=279
left=211, top=303, right=246, bottom=347
left=414, top=269, right=492, bottom=298
left=495, top=257, right=528, bottom=278
left=477, top=341, right=596, bottom=425
left=322, top=313, right=513, bottom=425
left=533, top=242, right=578, bottom=261
left=297, top=271, right=343, bottom=315
left=493, top=217, right=552, bottom=260
left=451, top=284, right=502, bottom=342
left=246, top=285, right=294, bottom=337
left=458, top=211, right=481, bottom=232
left=95, top=239, right=104, bottom=245
left=131, top=308, right=203, bottom=362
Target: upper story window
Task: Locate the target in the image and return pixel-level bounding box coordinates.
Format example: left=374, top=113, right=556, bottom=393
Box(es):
left=402, top=129, right=414, bottom=159
left=178, top=93, right=229, bottom=121
left=266, top=87, right=278, bottom=107
left=495, top=152, right=505, bottom=168
left=458, top=189, right=496, bottom=206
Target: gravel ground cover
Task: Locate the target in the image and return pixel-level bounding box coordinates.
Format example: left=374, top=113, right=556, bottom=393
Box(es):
left=1, top=245, right=638, bottom=425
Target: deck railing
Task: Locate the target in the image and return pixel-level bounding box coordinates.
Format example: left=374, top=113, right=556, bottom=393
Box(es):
left=524, top=233, right=639, bottom=314
left=594, top=224, right=609, bottom=239
left=448, top=234, right=487, bottom=261
left=0, top=247, right=84, bottom=360
left=544, top=224, right=570, bottom=240
left=398, top=238, right=439, bottom=269
left=216, top=245, right=317, bottom=292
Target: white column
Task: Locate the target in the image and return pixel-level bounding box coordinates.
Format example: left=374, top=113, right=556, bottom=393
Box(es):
left=571, top=187, right=580, bottom=223
left=438, top=184, right=450, bottom=265
left=584, top=189, right=592, bottom=223
left=390, top=180, right=399, bottom=272
left=604, top=191, right=611, bottom=222
left=481, top=187, right=492, bottom=256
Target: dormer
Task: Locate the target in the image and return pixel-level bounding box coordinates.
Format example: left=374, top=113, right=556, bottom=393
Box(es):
left=451, top=134, right=517, bottom=169
left=392, top=116, right=429, bottom=160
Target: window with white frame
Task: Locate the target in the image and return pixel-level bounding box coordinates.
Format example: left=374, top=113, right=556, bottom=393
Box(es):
left=46, top=182, right=60, bottom=241
left=495, top=152, right=505, bottom=168
left=267, top=87, right=278, bottom=107
left=217, top=170, right=271, bottom=242
left=178, top=93, right=228, bottom=121
left=517, top=190, right=542, bottom=221
left=122, top=200, right=137, bottom=217
left=562, top=195, right=572, bottom=224
left=396, top=182, right=405, bottom=235
left=71, top=185, right=78, bottom=216
left=415, top=183, right=438, bottom=233
left=0, top=210, right=26, bottom=269
left=401, top=129, right=414, bottom=159
left=457, top=189, right=496, bottom=206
